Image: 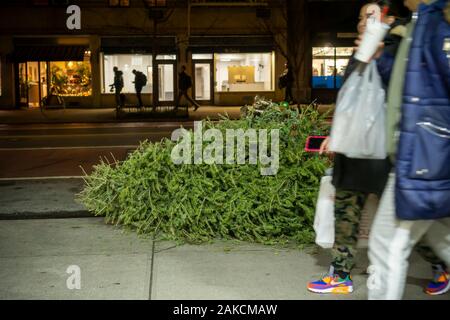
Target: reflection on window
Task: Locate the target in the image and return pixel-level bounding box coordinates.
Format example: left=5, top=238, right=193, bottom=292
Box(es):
left=103, top=54, right=153, bottom=93
left=192, top=53, right=213, bottom=60
left=215, top=52, right=273, bottom=92
left=312, top=47, right=353, bottom=89
left=156, top=54, right=176, bottom=60
left=50, top=60, right=92, bottom=96
left=312, top=47, right=335, bottom=56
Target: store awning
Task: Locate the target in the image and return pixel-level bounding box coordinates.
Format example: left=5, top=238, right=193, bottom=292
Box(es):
left=101, top=36, right=177, bottom=54
left=12, top=45, right=88, bottom=62
left=188, top=35, right=275, bottom=53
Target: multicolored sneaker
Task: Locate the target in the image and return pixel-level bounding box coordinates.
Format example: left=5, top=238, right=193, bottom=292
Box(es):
left=425, top=265, right=450, bottom=296
left=307, top=273, right=354, bottom=294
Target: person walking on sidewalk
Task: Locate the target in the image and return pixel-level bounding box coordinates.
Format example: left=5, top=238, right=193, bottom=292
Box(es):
left=176, top=65, right=201, bottom=112
left=306, top=2, right=393, bottom=295
left=368, top=0, right=450, bottom=300
left=110, top=66, right=124, bottom=109
left=279, top=62, right=294, bottom=104
left=132, top=69, right=147, bottom=108
left=307, top=0, right=447, bottom=295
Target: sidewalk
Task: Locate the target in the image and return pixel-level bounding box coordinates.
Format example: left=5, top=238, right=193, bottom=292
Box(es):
left=0, top=113, right=443, bottom=300
left=0, top=107, right=242, bottom=124
left=0, top=217, right=447, bottom=300
left=0, top=105, right=333, bottom=125
left=0, top=179, right=89, bottom=219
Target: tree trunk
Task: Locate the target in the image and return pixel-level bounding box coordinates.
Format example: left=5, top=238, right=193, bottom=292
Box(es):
left=286, top=0, right=311, bottom=104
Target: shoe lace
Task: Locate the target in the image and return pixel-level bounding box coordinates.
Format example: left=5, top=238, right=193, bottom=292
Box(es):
left=321, top=273, right=339, bottom=284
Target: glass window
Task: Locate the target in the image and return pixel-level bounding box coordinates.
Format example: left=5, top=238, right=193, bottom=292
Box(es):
left=192, top=53, right=213, bottom=60
left=157, top=63, right=174, bottom=101
left=50, top=53, right=92, bottom=96
left=214, top=52, right=273, bottom=92
left=312, top=47, right=335, bottom=56
left=194, top=63, right=211, bottom=100
left=312, top=47, right=353, bottom=89
left=336, top=47, right=353, bottom=56
left=156, top=54, right=176, bottom=60
left=103, top=54, right=153, bottom=94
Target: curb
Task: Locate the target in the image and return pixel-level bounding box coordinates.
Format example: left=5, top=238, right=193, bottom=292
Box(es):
left=0, top=210, right=95, bottom=220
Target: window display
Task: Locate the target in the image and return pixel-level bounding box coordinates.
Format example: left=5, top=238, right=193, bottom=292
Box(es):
left=50, top=60, right=92, bottom=96
left=312, top=47, right=353, bottom=89
left=103, top=54, right=153, bottom=93
left=214, top=52, right=274, bottom=92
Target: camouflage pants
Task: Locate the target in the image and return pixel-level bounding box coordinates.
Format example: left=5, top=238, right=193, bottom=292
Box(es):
left=331, top=189, right=447, bottom=273
left=331, top=189, right=368, bottom=273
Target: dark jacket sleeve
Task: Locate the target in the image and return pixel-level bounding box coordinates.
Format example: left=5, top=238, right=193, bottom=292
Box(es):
left=376, top=51, right=396, bottom=88
left=375, top=22, right=406, bottom=88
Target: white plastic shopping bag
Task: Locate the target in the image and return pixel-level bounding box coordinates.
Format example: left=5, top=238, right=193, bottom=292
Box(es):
left=314, top=175, right=336, bottom=249
left=329, top=61, right=387, bottom=159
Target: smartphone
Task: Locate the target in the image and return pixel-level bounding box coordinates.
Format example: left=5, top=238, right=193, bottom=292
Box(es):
left=305, top=136, right=327, bottom=152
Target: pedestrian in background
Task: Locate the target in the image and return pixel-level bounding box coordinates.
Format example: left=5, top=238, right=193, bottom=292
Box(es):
left=110, top=66, right=124, bottom=109
left=176, top=65, right=200, bottom=112
left=132, top=69, right=147, bottom=108
left=278, top=62, right=294, bottom=104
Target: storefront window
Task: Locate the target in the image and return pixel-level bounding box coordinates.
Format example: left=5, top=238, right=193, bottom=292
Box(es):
left=312, top=46, right=353, bottom=89
left=192, top=53, right=213, bottom=60
left=156, top=54, right=176, bottom=60
left=50, top=60, right=92, bottom=96
left=102, top=54, right=153, bottom=94
left=214, top=52, right=274, bottom=92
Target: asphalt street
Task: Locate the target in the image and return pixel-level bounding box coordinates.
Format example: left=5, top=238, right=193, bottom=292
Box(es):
left=0, top=122, right=194, bottom=178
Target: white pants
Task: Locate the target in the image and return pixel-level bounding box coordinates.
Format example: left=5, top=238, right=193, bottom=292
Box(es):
left=368, top=173, right=450, bottom=300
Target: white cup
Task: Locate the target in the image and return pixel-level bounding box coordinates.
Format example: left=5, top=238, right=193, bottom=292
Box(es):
left=354, top=20, right=390, bottom=63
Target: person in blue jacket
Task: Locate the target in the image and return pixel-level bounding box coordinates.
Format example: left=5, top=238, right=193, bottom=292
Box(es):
left=368, top=0, right=450, bottom=300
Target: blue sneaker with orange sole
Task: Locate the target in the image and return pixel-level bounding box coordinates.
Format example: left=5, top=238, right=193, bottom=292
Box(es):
left=425, top=265, right=450, bottom=296
left=307, top=269, right=354, bottom=294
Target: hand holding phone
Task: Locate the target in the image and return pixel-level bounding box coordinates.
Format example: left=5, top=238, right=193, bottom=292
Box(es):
left=305, top=136, right=328, bottom=153
left=319, top=137, right=330, bottom=155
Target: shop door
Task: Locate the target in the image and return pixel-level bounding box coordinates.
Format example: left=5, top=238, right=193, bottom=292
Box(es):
left=27, top=62, right=40, bottom=108
left=155, top=61, right=176, bottom=106
left=17, top=61, right=48, bottom=108
left=39, top=62, right=48, bottom=105
left=193, top=61, right=213, bottom=105
left=18, top=62, right=28, bottom=107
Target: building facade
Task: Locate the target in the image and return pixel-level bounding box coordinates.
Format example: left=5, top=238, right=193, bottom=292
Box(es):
left=0, top=0, right=363, bottom=109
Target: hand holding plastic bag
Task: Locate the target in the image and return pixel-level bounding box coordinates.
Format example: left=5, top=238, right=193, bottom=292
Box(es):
left=329, top=61, right=387, bottom=159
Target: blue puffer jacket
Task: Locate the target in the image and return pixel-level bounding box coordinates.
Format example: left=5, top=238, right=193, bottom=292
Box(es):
left=396, top=0, right=450, bottom=220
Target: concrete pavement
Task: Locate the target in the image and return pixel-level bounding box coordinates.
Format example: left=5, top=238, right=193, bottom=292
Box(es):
left=0, top=179, right=89, bottom=219
left=0, top=217, right=448, bottom=300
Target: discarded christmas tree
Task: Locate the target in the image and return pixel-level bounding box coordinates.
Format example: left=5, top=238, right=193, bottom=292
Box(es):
left=77, top=99, right=330, bottom=245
